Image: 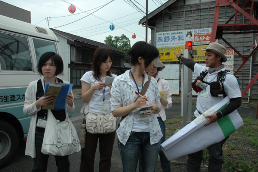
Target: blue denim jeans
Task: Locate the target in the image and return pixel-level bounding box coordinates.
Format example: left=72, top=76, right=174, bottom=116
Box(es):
left=119, top=132, right=160, bottom=172
left=32, top=131, right=70, bottom=172
left=139, top=118, right=171, bottom=172
left=157, top=117, right=171, bottom=172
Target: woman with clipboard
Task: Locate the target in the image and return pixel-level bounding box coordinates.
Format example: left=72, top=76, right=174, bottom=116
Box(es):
left=23, top=52, right=75, bottom=171
left=110, top=41, right=162, bottom=172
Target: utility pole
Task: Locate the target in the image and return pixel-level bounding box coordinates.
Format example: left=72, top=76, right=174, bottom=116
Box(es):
left=47, top=17, right=50, bottom=28
left=145, top=0, right=148, bottom=43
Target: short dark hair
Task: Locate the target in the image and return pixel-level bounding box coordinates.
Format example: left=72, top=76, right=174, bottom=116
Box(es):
left=128, top=41, right=159, bottom=68
left=38, top=52, right=64, bottom=75
left=92, top=47, right=113, bottom=80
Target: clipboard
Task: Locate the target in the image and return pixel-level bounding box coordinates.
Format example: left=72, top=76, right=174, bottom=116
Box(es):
left=42, top=82, right=73, bottom=110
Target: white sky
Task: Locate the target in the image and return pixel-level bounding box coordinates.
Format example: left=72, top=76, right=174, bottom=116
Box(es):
left=2, top=0, right=166, bottom=46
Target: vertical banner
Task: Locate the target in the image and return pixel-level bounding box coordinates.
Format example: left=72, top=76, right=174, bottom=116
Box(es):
left=223, top=49, right=234, bottom=74
left=185, top=30, right=194, bottom=42
left=193, top=28, right=212, bottom=45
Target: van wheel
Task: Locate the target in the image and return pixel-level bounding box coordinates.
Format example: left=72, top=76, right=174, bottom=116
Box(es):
left=0, top=120, right=19, bottom=167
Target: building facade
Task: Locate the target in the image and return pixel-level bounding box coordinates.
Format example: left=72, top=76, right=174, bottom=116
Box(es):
left=0, top=1, right=31, bottom=23
left=52, top=29, right=127, bottom=88
left=139, top=0, right=258, bottom=99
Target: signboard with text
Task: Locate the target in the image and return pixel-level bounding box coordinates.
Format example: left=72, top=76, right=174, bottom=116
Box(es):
left=223, top=49, right=234, bottom=74
left=158, top=45, right=208, bottom=62
left=157, top=28, right=212, bottom=62
left=156, top=31, right=185, bottom=48
left=157, top=28, right=212, bottom=49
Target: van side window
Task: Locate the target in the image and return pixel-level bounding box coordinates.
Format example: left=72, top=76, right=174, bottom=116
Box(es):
left=32, top=38, right=57, bottom=63
left=0, top=32, right=32, bottom=71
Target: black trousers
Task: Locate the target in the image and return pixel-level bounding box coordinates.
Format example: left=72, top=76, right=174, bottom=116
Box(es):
left=80, top=131, right=116, bottom=172
left=32, top=131, right=70, bottom=172
left=187, top=137, right=228, bottom=172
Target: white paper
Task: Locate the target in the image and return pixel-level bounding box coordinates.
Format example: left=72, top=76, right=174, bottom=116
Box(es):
left=161, top=96, right=244, bottom=160
left=161, top=111, right=243, bottom=160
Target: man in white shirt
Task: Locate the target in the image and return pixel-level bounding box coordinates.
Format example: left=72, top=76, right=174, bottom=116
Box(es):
left=174, top=42, right=241, bottom=172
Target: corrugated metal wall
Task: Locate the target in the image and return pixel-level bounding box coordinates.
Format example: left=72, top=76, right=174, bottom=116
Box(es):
left=152, top=1, right=258, bottom=99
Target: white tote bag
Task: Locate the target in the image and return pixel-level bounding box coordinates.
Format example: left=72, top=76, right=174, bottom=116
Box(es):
left=41, top=111, right=81, bottom=156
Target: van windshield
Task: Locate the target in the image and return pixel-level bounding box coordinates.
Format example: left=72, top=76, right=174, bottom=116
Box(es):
left=0, top=32, right=31, bottom=71
left=33, top=38, right=57, bottom=63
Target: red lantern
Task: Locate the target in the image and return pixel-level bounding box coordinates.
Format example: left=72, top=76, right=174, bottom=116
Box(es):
left=132, top=33, right=136, bottom=39
left=68, top=4, right=76, bottom=14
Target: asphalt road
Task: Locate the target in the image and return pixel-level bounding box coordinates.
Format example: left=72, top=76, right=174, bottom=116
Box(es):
left=1, top=97, right=256, bottom=171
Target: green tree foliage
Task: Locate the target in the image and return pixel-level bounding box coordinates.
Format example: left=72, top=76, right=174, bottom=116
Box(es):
left=104, top=34, right=131, bottom=53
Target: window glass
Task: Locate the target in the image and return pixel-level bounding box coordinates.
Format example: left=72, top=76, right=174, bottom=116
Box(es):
left=77, top=70, right=80, bottom=77
left=0, top=32, right=32, bottom=71
left=33, top=38, right=56, bottom=63
left=73, top=78, right=76, bottom=85
left=77, top=78, right=80, bottom=85
left=73, top=69, right=76, bottom=77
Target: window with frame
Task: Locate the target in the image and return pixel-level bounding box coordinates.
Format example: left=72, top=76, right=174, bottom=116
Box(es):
left=72, top=69, right=88, bottom=87
left=0, top=32, right=32, bottom=71
left=33, top=38, right=57, bottom=63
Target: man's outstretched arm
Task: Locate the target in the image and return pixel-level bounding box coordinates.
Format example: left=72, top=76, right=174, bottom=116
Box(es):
left=173, top=50, right=196, bottom=71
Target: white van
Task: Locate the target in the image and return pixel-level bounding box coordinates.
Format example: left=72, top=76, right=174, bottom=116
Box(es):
left=0, top=15, right=69, bottom=167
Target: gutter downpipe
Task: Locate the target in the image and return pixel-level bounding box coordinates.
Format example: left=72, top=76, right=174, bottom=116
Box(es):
left=242, top=43, right=254, bottom=104
left=148, top=26, right=156, bottom=46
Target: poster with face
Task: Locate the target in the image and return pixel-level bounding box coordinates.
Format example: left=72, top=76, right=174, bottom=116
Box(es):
left=185, top=30, right=194, bottom=43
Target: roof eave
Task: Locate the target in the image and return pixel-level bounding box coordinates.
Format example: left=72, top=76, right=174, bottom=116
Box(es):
left=139, top=0, right=178, bottom=25
left=51, top=28, right=125, bottom=55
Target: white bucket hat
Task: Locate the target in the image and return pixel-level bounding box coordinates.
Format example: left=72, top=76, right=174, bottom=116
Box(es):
left=202, top=42, right=227, bottom=62
left=154, top=58, right=165, bottom=71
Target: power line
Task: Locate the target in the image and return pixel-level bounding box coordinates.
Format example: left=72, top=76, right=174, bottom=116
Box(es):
left=69, top=12, right=139, bottom=33
left=155, top=0, right=163, bottom=5
left=90, top=13, right=145, bottom=38
left=60, top=0, right=145, bottom=39
left=52, top=0, right=115, bottom=28
left=133, top=0, right=146, bottom=11
left=34, top=18, right=47, bottom=25
left=151, top=0, right=159, bottom=6
left=78, top=20, right=141, bottom=36
left=73, top=18, right=140, bottom=34
left=49, top=3, right=106, bottom=18
left=124, top=0, right=145, bottom=15
left=86, top=21, right=144, bottom=38
left=128, top=0, right=146, bottom=14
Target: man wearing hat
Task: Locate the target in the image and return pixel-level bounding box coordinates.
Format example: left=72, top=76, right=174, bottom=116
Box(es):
left=174, top=42, right=241, bottom=172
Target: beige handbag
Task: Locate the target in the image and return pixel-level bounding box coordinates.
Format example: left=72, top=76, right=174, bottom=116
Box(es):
left=80, top=103, right=88, bottom=148
left=86, top=112, right=117, bottom=134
